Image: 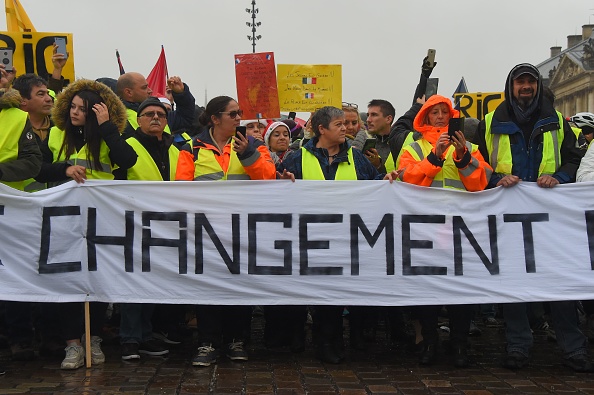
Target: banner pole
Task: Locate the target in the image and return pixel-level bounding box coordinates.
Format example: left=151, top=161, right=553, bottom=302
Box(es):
left=84, top=301, right=91, bottom=368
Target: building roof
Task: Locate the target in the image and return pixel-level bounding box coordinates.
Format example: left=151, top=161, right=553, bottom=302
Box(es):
left=537, top=31, right=594, bottom=83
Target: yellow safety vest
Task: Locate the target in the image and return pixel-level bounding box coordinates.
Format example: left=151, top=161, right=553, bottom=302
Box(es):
left=126, top=137, right=179, bottom=181
left=47, top=126, right=114, bottom=180
left=193, top=147, right=250, bottom=181
left=484, top=111, right=564, bottom=176
left=403, top=139, right=476, bottom=190
left=0, top=107, right=29, bottom=190
left=394, top=131, right=416, bottom=170
left=128, top=108, right=171, bottom=133
left=301, top=147, right=357, bottom=180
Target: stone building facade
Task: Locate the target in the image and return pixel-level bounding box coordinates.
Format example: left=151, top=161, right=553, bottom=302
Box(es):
left=537, top=24, right=594, bottom=116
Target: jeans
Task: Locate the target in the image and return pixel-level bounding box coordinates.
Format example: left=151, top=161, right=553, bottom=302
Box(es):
left=504, top=301, right=587, bottom=358
left=119, top=303, right=155, bottom=344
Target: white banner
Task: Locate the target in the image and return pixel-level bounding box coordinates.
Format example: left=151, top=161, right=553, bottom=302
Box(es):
left=1, top=180, right=593, bottom=306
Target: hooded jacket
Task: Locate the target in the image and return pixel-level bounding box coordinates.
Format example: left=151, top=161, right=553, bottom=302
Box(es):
left=37, top=79, right=137, bottom=183
left=0, top=89, right=42, bottom=187
left=475, top=63, right=582, bottom=188
left=398, top=95, right=491, bottom=191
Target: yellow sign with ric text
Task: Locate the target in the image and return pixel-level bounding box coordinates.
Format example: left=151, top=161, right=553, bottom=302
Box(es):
left=0, top=32, right=75, bottom=84
left=277, top=64, right=341, bottom=112
left=453, top=92, right=504, bottom=120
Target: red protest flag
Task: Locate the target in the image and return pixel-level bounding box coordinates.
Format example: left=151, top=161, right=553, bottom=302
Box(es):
left=147, top=45, right=169, bottom=97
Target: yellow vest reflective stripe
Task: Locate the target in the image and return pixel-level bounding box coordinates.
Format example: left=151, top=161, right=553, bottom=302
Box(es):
left=23, top=179, right=46, bottom=192
left=126, top=137, right=179, bottom=181
left=0, top=108, right=29, bottom=190
left=571, top=126, right=582, bottom=140
left=301, top=147, right=357, bottom=180
left=126, top=108, right=139, bottom=129
left=384, top=152, right=395, bottom=173
left=47, top=126, right=114, bottom=180
left=403, top=139, right=476, bottom=190
left=395, top=131, right=416, bottom=170
left=128, top=108, right=171, bottom=133
left=484, top=111, right=564, bottom=176
left=193, top=147, right=250, bottom=181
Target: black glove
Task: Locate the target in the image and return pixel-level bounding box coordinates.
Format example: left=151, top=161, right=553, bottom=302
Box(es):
left=421, top=56, right=437, bottom=78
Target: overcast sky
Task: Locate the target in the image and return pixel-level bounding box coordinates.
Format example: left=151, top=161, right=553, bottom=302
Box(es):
left=5, top=0, right=594, bottom=117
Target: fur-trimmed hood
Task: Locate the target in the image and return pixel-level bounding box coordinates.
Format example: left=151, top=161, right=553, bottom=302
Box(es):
left=0, top=88, right=23, bottom=110
left=51, top=79, right=128, bottom=133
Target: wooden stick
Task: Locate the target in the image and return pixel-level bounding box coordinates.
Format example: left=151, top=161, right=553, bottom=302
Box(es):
left=84, top=301, right=91, bottom=368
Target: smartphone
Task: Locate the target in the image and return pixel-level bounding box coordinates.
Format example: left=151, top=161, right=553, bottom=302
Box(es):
left=424, top=78, right=439, bottom=100
left=54, top=37, right=68, bottom=59
left=362, top=138, right=377, bottom=152
left=426, top=49, right=436, bottom=68
left=448, top=117, right=465, bottom=139
left=235, top=126, right=247, bottom=138
left=0, top=48, right=13, bottom=72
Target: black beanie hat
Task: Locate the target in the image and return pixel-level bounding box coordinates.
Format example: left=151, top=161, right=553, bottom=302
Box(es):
left=137, top=97, right=167, bottom=116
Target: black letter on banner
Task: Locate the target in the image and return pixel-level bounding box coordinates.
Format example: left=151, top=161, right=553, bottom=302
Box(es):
left=350, top=214, right=394, bottom=275
left=402, top=215, right=447, bottom=275
left=453, top=215, right=499, bottom=275
left=142, top=212, right=187, bottom=273
left=39, top=206, right=81, bottom=274
left=86, top=208, right=134, bottom=272
left=584, top=210, right=594, bottom=270
left=503, top=213, right=549, bottom=273
left=248, top=214, right=292, bottom=275
left=195, top=213, right=240, bottom=274
left=299, top=214, right=343, bottom=275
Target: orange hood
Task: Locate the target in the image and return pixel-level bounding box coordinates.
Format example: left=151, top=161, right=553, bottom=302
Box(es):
left=412, top=95, right=459, bottom=144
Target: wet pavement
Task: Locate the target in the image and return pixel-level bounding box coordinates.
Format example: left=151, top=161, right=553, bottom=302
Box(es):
left=0, top=311, right=593, bottom=394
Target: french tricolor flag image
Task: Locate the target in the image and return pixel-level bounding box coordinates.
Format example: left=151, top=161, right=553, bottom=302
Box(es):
left=266, top=54, right=272, bottom=60
left=235, top=58, right=241, bottom=64
left=302, top=77, right=317, bottom=84
left=305, top=93, right=314, bottom=99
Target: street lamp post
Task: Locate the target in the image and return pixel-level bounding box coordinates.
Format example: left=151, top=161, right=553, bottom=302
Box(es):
left=245, top=0, right=261, bottom=53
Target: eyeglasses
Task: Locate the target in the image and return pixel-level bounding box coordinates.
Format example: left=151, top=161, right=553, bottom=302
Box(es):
left=342, top=102, right=358, bottom=109
left=220, top=109, right=243, bottom=118
left=139, top=111, right=167, bottom=119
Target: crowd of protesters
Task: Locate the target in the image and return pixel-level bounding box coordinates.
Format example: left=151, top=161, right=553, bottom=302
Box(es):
left=2, top=45, right=594, bottom=375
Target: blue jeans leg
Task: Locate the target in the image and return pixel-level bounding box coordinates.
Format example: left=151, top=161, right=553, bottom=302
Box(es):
left=120, top=303, right=155, bottom=344
left=550, top=301, right=588, bottom=358
left=503, top=302, right=532, bottom=356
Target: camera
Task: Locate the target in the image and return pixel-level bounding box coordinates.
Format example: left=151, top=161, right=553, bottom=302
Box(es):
left=0, top=49, right=13, bottom=72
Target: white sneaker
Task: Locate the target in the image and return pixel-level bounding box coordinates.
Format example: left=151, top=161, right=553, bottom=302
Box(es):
left=82, top=336, right=105, bottom=364
left=61, top=345, right=84, bottom=370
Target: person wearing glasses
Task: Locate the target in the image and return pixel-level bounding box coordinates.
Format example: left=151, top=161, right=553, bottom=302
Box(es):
left=116, top=72, right=195, bottom=137
left=116, top=97, right=195, bottom=360
left=34, top=79, right=137, bottom=369
left=191, top=96, right=275, bottom=367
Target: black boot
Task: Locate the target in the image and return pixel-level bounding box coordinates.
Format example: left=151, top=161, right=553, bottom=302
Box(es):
left=317, top=342, right=341, bottom=364
left=452, top=343, right=469, bottom=368
left=419, top=343, right=436, bottom=365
